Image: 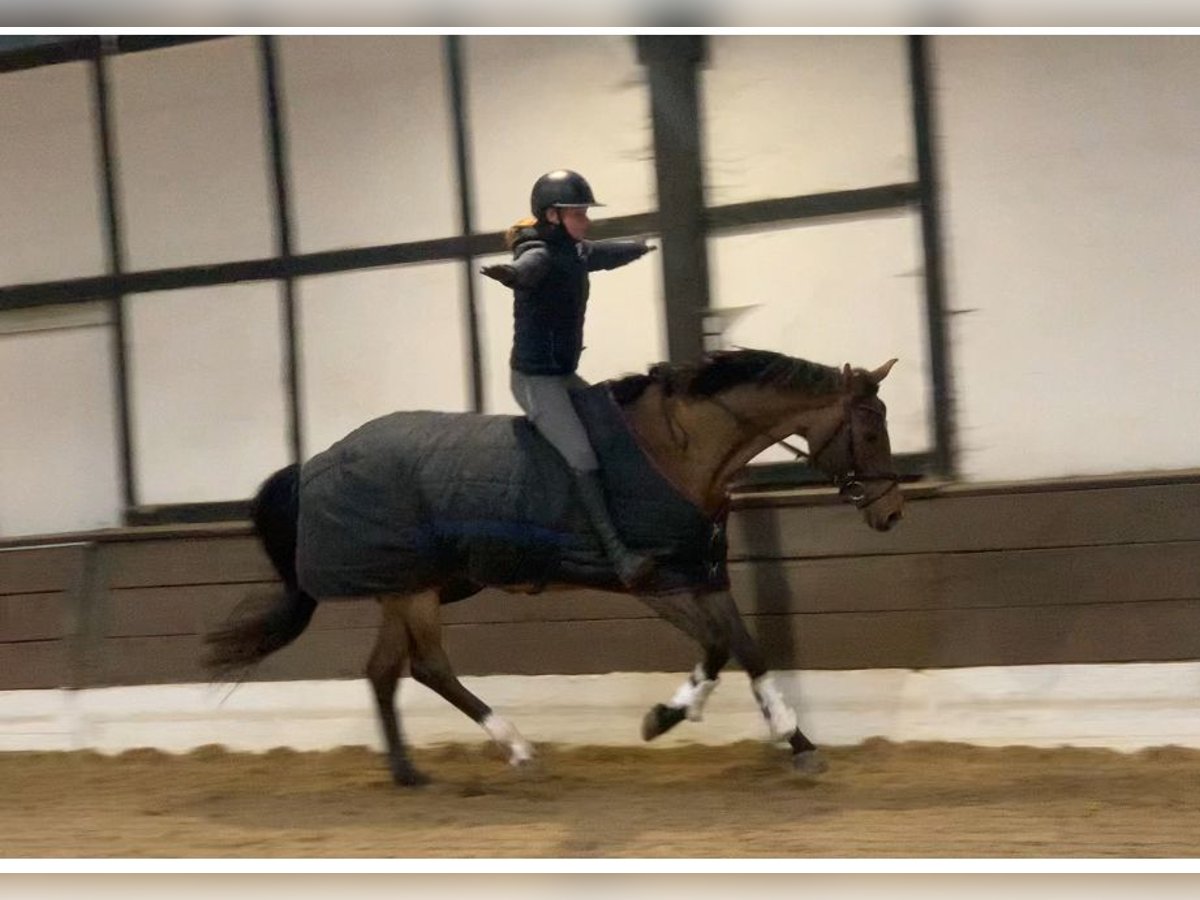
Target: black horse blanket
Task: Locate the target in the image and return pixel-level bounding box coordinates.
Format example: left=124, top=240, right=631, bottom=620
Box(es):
left=295, top=384, right=728, bottom=599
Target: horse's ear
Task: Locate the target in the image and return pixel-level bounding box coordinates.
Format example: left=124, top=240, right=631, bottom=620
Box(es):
left=841, top=363, right=853, bottom=387
left=867, top=358, right=899, bottom=385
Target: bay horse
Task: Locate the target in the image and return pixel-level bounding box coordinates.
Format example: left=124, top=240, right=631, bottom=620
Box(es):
left=204, top=349, right=904, bottom=786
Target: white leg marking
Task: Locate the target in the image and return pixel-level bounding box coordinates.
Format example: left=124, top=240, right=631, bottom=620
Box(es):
left=669, top=664, right=720, bottom=722
left=752, top=673, right=798, bottom=739
left=482, top=713, right=534, bottom=766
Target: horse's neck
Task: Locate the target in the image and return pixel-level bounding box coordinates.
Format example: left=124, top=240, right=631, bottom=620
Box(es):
left=623, top=383, right=843, bottom=515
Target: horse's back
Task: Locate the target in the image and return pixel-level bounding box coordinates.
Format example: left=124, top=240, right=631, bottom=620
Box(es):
left=295, top=390, right=727, bottom=599
left=295, top=409, right=573, bottom=598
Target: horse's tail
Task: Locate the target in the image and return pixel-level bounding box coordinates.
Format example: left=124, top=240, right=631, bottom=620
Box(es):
left=202, top=463, right=318, bottom=677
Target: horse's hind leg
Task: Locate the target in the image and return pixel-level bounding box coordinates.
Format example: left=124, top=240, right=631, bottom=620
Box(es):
left=637, top=591, right=729, bottom=741
left=368, top=596, right=429, bottom=787
left=401, top=591, right=534, bottom=767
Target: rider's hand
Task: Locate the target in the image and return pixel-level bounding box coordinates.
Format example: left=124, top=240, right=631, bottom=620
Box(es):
left=480, top=263, right=518, bottom=287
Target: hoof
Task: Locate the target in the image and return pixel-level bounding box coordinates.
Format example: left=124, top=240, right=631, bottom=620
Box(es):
left=641, top=704, right=687, bottom=742
left=392, top=763, right=432, bottom=788
left=508, top=746, right=537, bottom=768
left=792, top=749, right=828, bottom=777
left=508, top=754, right=543, bottom=780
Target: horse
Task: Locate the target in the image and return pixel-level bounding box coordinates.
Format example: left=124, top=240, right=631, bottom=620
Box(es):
left=203, top=348, right=904, bottom=786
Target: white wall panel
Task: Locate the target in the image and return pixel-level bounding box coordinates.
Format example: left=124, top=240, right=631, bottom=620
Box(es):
left=0, top=61, right=106, bottom=284
left=111, top=38, right=274, bottom=270
left=465, top=36, right=656, bottom=233
left=278, top=36, right=458, bottom=253
left=0, top=323, right=121, bottom=537
left=703, top=36, right=916, bottom=206
left=708, top=212, right=932, bottom=462
left=935, top=36, right=1200, bottom=480
left=299, top=262, right=471, bottom=457
left=126, top=282, right=289, bottom=504
left=8, top=663, right=1200, bottom=754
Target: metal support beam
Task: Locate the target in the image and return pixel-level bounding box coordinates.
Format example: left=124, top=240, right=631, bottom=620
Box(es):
left=908, top=36, right=958, bottom=479
left=445, top=36, right=485, bottom=414
left=91, top=38, right=137, bottom=514
left=260, top=36, right=304, bottom=465
left=636, top=36, right=711, bottom=364
left=0, top=35, right=221, bottom=75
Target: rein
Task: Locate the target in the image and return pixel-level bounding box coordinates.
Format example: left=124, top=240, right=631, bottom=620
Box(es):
left=704, top=393, right=900, bottom=510
left=704, top=394, right=813, bottom=461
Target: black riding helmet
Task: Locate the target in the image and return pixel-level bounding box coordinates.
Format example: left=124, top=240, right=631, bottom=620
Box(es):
left=530, top=169, right=606, bottom=220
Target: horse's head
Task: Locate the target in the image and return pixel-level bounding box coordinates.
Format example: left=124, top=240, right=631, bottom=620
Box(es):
left=806, top=359, right=904, bottom=532
left=613, top=349, right=906, bottom=530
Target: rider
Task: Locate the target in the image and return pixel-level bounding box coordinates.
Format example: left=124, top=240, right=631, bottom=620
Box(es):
left=481, top=169, right=657, bottom=589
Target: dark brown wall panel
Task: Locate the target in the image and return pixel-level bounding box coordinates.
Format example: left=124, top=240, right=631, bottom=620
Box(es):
left=92, top=616, right=695, bottom=686
left=729, top=483, right=1200, bottom=559
left=85, top=594, right=1200, bottom=685
left=19, top=590, right=1200, bottom=688
left=729, top=541, right=1200, bottom=615
left=94, top=630, right=372, bottom=686
left=103, top=537, right=275, bottom=588
left=101, top=586, right=651, bottom=640
left=749, top=599, right=1200, bottom=670
left=439, top=588, right=648, bottom=626
left=0, top=593, right=65, bottom=641
left=440, top=617, right=696, bottom=676
left=106, top=584, right=275, bottom=638
left=0, top=545, right=87, bottom=595
left=0, top=641, right=68, bottom=690
left=2, top=477, right=1199, bottom=690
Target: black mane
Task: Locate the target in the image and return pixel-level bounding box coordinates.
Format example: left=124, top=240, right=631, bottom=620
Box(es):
left=609, top=349, right=842, bottom=406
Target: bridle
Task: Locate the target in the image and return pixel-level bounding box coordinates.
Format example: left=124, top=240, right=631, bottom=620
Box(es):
left=706, top=393, right=901, bottom=510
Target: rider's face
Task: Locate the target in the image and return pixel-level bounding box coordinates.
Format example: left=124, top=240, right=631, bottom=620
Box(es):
left=548, top=207, right=591, bottom=241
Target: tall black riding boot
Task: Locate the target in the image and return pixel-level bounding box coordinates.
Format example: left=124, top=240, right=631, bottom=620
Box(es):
left=571, top=469, right=656, bottom=589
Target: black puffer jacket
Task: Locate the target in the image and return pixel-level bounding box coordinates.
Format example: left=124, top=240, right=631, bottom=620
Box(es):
left=505, top=224, right=651, bottom=375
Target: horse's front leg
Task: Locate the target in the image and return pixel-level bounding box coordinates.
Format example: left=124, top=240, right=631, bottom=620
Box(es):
left=692, top=589, right=828, bottom=775
left=636, top=592, right=728, bottom=740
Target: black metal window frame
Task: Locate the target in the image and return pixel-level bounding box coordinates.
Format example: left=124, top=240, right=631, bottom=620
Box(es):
left=0, top=34, right=953, bottom=527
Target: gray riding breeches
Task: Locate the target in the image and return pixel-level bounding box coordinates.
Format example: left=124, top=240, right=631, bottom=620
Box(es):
left=510, top=369, right=598, bottom=472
